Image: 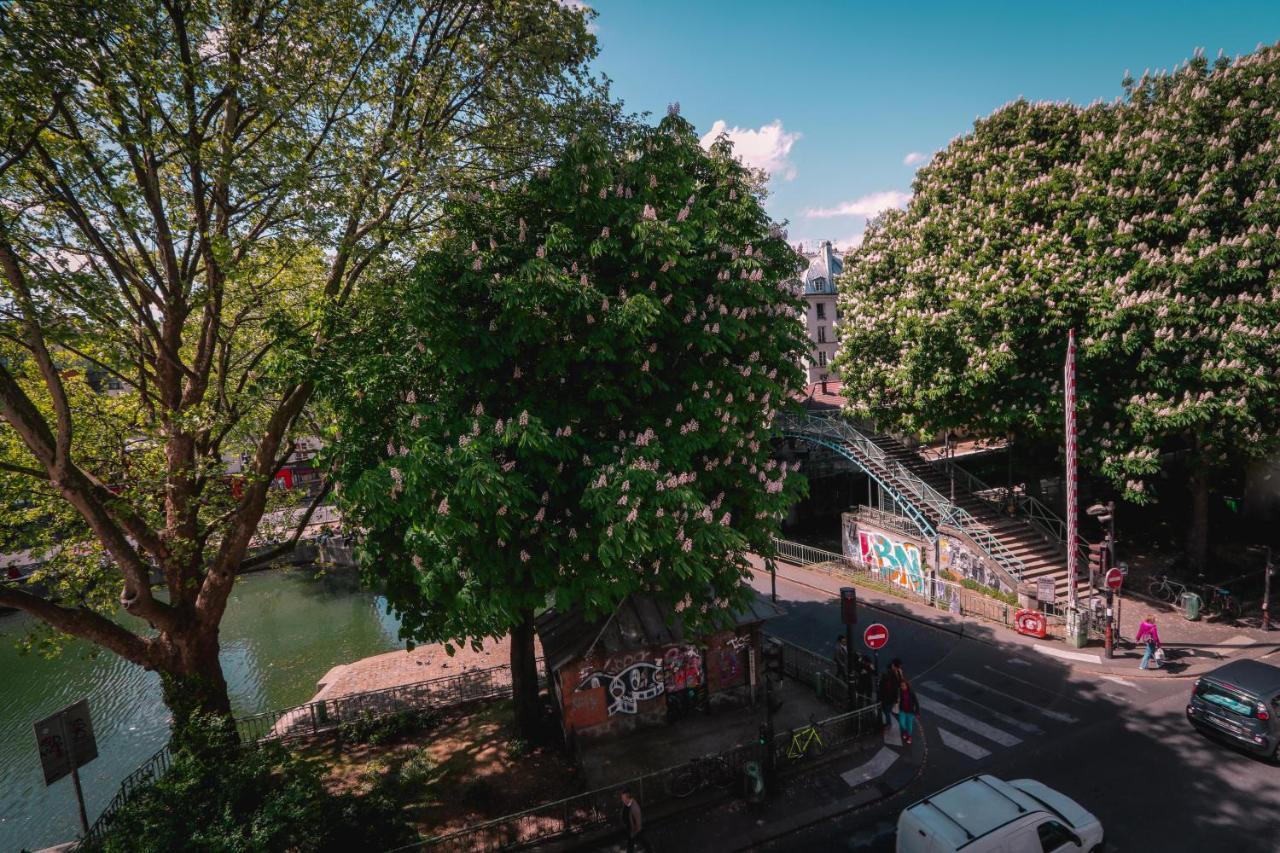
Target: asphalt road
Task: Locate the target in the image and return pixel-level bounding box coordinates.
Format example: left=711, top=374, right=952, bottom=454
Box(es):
left=744, top=567, right=1280, bottom=853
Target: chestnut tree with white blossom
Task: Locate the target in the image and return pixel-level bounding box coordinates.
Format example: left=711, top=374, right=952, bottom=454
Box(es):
left=324, top=112, right=810, bottom=735
left=836, top=44, right=1280, bottom=568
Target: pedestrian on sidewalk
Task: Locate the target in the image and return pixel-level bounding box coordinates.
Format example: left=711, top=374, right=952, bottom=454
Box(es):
left=834, top=635, right=849, bottom=680
left=895, top=663, right=921, bottom=746
left=620, top=789, right=647, bottom=852
left=878, top=661, right=901, bottom=731
left=1136, top=614, right=1163, bottom=670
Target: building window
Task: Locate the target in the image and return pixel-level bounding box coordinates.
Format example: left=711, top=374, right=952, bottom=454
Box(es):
left=817, top=326, right=826, bottom=343
left=818, top=351, right=827, bottom=367
left=816, top=303, right=826, bottom=320
left=813, top=277, right=826, bottom=292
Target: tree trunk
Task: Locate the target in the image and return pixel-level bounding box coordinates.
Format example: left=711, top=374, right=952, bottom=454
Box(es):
left=510, top=609, right=542, bottom=741
left=1187, top=465, right=1210, bottom=573
left=161, top=630, right=236, bottom=755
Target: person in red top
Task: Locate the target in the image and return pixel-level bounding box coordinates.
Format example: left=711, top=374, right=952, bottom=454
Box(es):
left=1136, top=614, right=1162, bottom=670
left=893, top=660, right=921, bottom=745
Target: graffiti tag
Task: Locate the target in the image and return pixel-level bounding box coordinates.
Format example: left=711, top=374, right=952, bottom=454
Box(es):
left=663, top=645, right=703, bottom=691
left=858, top=529, right=925, bottom=595
left=576, top=661, right=664, bottom=716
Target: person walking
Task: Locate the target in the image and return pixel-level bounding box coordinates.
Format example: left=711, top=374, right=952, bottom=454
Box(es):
left=620, top=789, right=646, bottom=852
left=895, top=664, right=921, bottom=746
left=1136, top=614, right=1162, bottom=670
left=878, top=660, right=901, bottom=732
left=834, top=635, right=849, bottom=680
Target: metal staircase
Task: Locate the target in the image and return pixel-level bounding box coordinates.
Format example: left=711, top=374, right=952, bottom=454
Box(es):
left=777, top=413, right=1082, bottom=600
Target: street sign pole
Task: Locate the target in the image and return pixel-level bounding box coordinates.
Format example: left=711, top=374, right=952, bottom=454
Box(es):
left=70, top=762, right=89, bottom=836
left=1104, top=568, right=1124, bottom=659
left=35, top=699, right=97, bottom=837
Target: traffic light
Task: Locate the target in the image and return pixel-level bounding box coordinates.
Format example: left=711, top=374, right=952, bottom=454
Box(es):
left=840, top=587, right=858, bottom=625
left=761, top=638, right=784, bottom=681
left=1088, top=542, right=1109, bottom=576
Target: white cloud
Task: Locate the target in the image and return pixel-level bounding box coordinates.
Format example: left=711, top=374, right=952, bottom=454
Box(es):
left=903, top=151, right=929, bottom=166
left=555, top=0, right=598, bottom=31
left=700, top=119, right=801, bottom=181
left=835, top=233, right=864, bottom=251
left=804, top=190, right=911, bottom=219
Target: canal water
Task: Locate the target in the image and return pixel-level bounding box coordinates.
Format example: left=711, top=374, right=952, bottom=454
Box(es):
left=0, top=567, right=404, bottom=852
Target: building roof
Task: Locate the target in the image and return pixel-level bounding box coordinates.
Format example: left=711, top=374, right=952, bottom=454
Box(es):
left=535, top=592, right=780, bottom=673
left=800, top=241, right=843, bottom=294
left=796, top=380, right=846, bottom=413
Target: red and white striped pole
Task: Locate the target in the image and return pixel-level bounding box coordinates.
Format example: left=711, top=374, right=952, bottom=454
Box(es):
left=1065, top=329, right=1079, bottom=614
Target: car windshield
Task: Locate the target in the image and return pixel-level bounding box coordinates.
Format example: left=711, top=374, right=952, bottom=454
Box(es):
left=1197, top=682, right=1258, bottom=718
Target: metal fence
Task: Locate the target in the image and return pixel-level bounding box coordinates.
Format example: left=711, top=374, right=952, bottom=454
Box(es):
left=237, top=661, right=541, bottom=742
left=87, top=659, right=544, bottom=842
left=409, top=702, right=880, bottom=853
left=769, top=537, right=1065, bottom=639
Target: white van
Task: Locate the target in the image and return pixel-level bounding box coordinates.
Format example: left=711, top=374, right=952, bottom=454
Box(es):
left=896, top=775, right=1103, bottom=853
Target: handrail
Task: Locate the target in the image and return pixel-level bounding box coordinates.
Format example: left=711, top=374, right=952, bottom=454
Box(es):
left=778, top=414, right=1026, bottom=583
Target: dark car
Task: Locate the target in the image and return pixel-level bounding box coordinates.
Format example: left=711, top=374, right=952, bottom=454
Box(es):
left=1185, top=659, right=1280, bottom=759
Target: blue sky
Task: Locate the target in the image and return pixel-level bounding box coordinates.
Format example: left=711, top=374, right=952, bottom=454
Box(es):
left=580, top=0, right=1280, bottom=251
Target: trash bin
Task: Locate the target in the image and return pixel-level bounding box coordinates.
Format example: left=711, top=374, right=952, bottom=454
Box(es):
left=743, top=760, right=765, bottom=804
left=1181, top=591, right=1203, bottom=621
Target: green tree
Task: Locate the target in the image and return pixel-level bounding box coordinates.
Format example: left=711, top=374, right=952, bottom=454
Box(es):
left=324, top=111, right=809, bottom=736
left=836, top=45, right=1280, bottom=568
left=0, top=0, right=602, bottom=741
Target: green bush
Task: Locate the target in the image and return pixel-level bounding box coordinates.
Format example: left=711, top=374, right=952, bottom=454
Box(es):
left=959, top=577, right=1019, bottom=606
left=85, top=715, right=416, bottom=853
left=397, top=748, right=439, bottom=787
left=339, top=707, right=437, bottom=745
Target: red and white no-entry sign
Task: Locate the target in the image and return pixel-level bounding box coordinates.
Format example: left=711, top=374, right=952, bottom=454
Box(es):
left=863, top=623, right=889, bottom=650
left=1105, top=567, right=1124, bottom=591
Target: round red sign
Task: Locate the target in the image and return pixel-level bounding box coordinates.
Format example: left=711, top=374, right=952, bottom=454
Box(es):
left=1105, top=567, right=1124, bottom=591
left=863, top=623, right=889, bottom=650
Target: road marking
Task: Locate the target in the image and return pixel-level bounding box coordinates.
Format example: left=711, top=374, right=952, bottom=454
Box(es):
left=920, top=681, right=1044, bottom=734
left=938, top=727, right=991, bottom=760
left=1006, top=658, right=1032, bottom=667
left=1102, top=692, right=1129, bottom=703
left=962, top=671, right=1081, bottom=723
left=1101, top=675, right=1140, bottom=689
left=1223, top=634, right=1255, bottom=647
left=1034, top=644, right=1103, bottom=664
left=915, top=694, right=1023, bottom=747
left=840, top=746, right=898, bottom=788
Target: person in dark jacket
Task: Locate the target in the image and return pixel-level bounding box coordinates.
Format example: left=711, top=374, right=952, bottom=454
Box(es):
left=620, top=789, right=646, bottom=852
left=878, top=662, right=901, bottom=732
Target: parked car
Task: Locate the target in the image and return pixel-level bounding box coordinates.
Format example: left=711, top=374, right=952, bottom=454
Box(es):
left=1185, top=659, right=1280, bottom=759
left=896, top=774, right=1103, bottom=853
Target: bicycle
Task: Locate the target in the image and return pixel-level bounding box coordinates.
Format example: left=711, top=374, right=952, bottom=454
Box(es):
left=1146, top=574, right=1187, bottom=603
left=783, top=715, right=825, bottom=761
left=1200, top=582, right=1241, bottom=621
left=668, top=754, right=735, bottom=799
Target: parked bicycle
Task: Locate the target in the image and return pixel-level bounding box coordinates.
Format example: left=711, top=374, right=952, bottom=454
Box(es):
left=1146, top=574, right=1187, bottom=603
left=782, top=715, right=825, bottom=761
left=668, top=754, right=735, bottom=799
left=1197, top=577, right=1242, bottom=620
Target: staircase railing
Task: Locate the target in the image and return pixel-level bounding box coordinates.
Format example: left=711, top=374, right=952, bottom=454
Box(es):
left=778, top=414, right=1027, bottom=583
left=928, top=455, right=1090, bottom=567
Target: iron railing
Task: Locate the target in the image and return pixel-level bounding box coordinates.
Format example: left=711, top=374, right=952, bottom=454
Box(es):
left=768, top=537, right=1064, bottom=639
left=408, top=702, right=880, bottom=853
left=87, top=659, right=544, bottom=842
left=236, top=661, right=543, bottom=742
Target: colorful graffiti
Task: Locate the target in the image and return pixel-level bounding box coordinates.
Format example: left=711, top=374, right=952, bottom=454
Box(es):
left=662, top=645, right=703, bottom=691
left=939, top=536, right=1009, bottom=593
left=858, top=528, right=925, bottom=595
left=576, top=660, right=664, bottom=716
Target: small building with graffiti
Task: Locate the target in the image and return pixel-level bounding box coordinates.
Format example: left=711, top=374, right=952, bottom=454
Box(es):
left=535, top=593, right=778, bottom=745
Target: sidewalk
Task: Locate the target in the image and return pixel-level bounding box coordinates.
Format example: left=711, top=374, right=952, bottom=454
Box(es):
left=755, top=555, right=1280, bottom=681
left=582, top=726, right=924, bottom=852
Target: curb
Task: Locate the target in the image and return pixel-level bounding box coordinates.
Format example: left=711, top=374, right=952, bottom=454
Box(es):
left=727, top=727, right=928, bottom=851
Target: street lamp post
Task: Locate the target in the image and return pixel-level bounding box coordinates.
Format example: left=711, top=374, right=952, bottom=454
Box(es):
left=1088, top=501, right=1116, bottom=657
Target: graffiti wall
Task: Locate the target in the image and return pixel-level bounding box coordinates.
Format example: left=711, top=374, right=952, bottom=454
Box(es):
left=938, top=534, right=1012, bottom=594
left=559, top=630, right=756, bottom=737
left=852, top=523, right=927, bottom=596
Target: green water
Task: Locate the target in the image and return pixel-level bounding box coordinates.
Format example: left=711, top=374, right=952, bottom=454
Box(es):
left=0, top=566, right=404, bottom=852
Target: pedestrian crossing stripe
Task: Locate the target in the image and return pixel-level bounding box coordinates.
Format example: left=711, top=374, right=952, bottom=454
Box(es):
left=915, top=693, right=1023, bottom=747
left=920, top=680, right=1044, bottom=735
left=937, top=727, right=991, bottom=760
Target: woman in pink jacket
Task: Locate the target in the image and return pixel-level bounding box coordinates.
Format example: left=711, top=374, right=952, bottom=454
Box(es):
left=1136, top=614, right=1162, bottom=670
